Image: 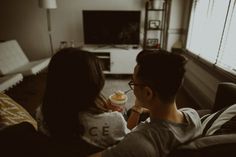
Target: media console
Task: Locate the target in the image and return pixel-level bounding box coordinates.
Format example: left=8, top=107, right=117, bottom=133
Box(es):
left=81, top=45, right=142, bottom=74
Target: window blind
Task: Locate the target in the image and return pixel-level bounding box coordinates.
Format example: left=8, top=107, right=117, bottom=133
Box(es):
left=218, top=1, right=236, bottom=72
left=187, top=0, right=236, bottom=75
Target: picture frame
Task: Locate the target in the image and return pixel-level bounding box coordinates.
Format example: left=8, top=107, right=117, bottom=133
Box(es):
left=148, top=20, right=161, bottom=29
left=146, top=38, right=159, bottom=48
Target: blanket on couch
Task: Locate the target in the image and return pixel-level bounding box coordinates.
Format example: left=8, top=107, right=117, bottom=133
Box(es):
left=0, top=92, right=37, bottom=129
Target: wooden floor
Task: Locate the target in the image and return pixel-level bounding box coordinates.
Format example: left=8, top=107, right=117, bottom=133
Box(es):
left=5, top=73, right=200, bottom=118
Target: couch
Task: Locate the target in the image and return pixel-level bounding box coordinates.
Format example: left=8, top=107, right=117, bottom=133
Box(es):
left=0, top=82, right=236, bottom=157
left=0, top=40, right=50, bottom=77
left=0, top=40, right=51, bottom=92
left=0, top=92, right=102, bottom=157
left=168, top=82, right=236, bottom=157
left=0, top=73, right=23, bottom=92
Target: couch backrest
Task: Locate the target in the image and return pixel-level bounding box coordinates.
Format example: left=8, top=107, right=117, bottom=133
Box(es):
left=0, top=40, right=29, bottom=75
left=168, top=134, right=236, bottom=157
left=213, top=82, right=236, bottom=112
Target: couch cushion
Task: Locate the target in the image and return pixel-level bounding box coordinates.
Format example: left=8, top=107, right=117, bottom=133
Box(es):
left=169, top=134, right=236, bottom=157
left=0, top=92, right=37, bottom=129
left=0, top=73, right=23, bottom=92
left=213, top=82, right=236, bottom=112
left=0, top=40, right=29, bottom=75
left=0, top=40, right=50, bottom=76
left=8, top=58, right=51, bottom=76
left=0, top=122, right=103, bottom=157
left=0, top=122, right=55, bottom=157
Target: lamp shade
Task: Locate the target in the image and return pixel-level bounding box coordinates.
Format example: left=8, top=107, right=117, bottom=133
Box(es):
left=39, top=0, right=57, bottom=9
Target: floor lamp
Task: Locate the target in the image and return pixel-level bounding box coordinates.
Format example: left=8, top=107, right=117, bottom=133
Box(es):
left=39, top=0, right=57, bottom=56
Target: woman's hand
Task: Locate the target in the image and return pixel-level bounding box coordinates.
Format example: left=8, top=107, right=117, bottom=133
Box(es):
left=105, top=100, right=123, bottom=112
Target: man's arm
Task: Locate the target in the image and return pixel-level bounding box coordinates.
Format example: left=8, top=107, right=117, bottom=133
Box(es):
left=127, top=108, right=141, bottom=129
left=127, top=100, right=149, bottom=129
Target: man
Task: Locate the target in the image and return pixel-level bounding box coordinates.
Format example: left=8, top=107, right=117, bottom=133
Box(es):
left=89, top=50, right=202, bottom=157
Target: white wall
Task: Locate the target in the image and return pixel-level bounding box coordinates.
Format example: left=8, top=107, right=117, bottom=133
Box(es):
left=184, top=61, right=221, bottom=108
left=166, top=0, right=190, bottom=51
left=0, top=0, right=222, bottom=108
left=0, top=0, right=48, bottom=59
left=0, top=0, right=188, bottom=59
left=0, top=0, right=143, bottom=60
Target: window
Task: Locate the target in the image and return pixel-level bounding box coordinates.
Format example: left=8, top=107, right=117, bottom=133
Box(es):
left=187, top=0, right=236, bottom=75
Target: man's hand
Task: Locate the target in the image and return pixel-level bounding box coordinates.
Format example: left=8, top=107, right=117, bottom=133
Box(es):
left=127, top=99, right=150, bottom=129
left=131, top=100, right=149, bottom=114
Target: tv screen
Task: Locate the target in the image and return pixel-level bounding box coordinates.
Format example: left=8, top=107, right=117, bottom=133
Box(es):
left=83, top=10, right=141, bottom=45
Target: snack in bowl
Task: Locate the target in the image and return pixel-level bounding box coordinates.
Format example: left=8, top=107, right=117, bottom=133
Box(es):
left=108, top=90, right=128, bottom=112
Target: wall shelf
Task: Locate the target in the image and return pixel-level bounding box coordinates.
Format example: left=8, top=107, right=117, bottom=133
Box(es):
left=143, top=0, right=168, bottom=50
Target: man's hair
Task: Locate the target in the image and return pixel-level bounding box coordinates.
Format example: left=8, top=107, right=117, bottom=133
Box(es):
left=136, top=49, right=187, bottom=103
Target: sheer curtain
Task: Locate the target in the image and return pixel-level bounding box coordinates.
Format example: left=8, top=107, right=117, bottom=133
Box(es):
left=187, top=0, right=236, bottom=75
left=218, top=1, right=236, bottom=72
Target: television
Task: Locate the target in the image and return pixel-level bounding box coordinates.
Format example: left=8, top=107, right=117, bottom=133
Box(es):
left=83, top=10, right=141, bottom=45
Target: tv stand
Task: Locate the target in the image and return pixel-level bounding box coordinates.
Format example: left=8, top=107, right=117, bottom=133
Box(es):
left=81, top=45, right=142, bottom=74
left=110, top=45, right=131, bottom=50
left=94, top=45, right=134, bottom=50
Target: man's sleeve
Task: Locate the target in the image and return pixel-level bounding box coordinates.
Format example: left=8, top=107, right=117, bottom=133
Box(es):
left=102, top=132, right=156, bottom=157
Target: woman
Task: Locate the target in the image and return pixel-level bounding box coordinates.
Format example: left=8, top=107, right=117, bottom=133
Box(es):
left=36, top=48, right=130, bottom=155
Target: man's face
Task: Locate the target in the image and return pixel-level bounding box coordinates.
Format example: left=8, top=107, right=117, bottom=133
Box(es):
left=133, top=65, right=146, bottom=107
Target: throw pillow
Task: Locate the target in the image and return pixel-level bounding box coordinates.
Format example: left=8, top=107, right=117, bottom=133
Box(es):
left=0, top=92, right=37, bottom=129
left=201, top=104, right=236, bottom=136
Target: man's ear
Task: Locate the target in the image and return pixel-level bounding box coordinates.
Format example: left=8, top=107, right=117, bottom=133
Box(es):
left=143, top=86, right=154, bottom=100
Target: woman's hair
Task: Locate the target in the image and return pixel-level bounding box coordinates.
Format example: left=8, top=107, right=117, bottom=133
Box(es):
left=136, top=49, right=187, bottom=103
left=42, top=48, right=105, bottom=138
